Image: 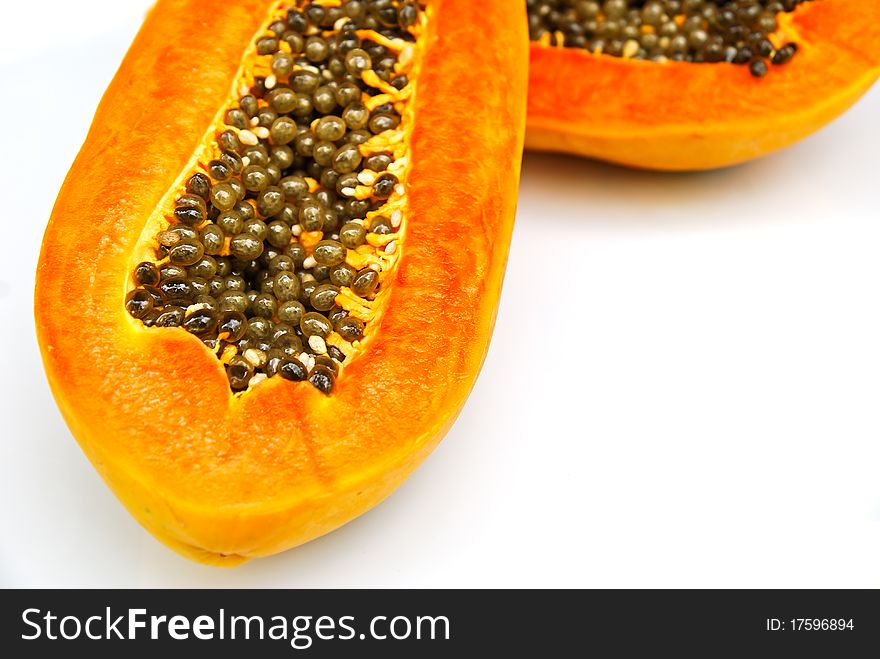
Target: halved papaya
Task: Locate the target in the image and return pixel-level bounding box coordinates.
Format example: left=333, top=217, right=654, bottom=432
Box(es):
left=35, top=0, right=527, bottom=565
left=526, top=0, right=880, bottom=170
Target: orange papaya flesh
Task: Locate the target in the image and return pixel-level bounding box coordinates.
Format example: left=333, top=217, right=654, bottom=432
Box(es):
left=526, top=0, right=880, bottom=170
left=35, top=0, right=527, bottom=565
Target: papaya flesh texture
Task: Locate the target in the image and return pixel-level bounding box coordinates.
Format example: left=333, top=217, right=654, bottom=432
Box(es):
left=526, top=0, right=880, bottom=171
left=35, top=0, right=527, bottom=565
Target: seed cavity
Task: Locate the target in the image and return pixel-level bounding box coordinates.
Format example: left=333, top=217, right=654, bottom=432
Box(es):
left=127, top=0, right=425, bottom=395
left=528, top=0, right=808, bottom=77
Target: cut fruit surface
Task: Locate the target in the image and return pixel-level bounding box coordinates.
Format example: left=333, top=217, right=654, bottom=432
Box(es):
left=526, top=0, right=880, bottom=170
left=35, top=0, right=527, bottom=564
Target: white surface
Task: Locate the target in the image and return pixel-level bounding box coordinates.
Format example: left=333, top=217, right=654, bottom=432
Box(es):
left=1, top=1, right=879, bottom=588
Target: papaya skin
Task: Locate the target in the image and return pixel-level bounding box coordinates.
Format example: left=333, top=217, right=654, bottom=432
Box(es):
left=526, top=0, right=880, bottom=171
left=35, top=0, right=527, bottom=566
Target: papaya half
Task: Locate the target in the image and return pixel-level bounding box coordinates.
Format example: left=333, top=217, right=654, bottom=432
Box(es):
left=526, top=0, right=880, bottom=170
left=35, top=0, right=527, bottom=565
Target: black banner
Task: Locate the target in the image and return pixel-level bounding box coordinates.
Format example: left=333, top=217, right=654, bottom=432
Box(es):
left=1, top=589, right=876, bottom=656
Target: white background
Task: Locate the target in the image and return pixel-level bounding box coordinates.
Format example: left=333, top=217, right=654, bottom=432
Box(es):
left=1, top=1, right=879, bottom=588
